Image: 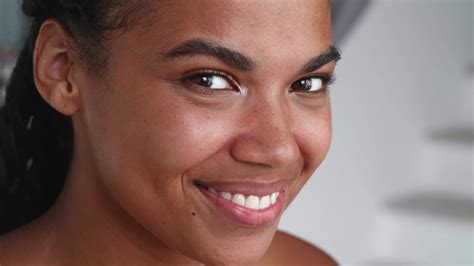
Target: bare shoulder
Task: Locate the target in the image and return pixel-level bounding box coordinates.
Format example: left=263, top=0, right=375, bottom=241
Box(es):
left=0, top=221, right=58, bottom=265
left=260, top=231, right=338, bottom=266
left=0, top=229, right=27, bottom=264
left=0, top=228, right=36, bottom=264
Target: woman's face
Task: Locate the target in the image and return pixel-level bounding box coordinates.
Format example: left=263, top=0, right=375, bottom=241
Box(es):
left=75, top=0, right=336, bottom=264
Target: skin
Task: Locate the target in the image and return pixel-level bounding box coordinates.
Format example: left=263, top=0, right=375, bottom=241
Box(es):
left=0, top=0, right=338, bottom=265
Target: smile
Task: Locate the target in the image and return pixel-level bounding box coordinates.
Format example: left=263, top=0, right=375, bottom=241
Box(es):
left=194, top=180, right=286, bottom=227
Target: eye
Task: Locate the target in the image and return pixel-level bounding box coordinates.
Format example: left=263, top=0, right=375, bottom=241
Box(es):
left=185, top=73, right=235, bottom=90
left=290, top=77, right=324, bottom=93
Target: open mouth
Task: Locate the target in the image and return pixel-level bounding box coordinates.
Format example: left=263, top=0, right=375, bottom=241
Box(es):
left=194, top=181, right=281, bottom=210
left=193, top=180, right=285, bottom=227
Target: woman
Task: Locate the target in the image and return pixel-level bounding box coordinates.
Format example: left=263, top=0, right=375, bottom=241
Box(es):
left=0, top=0, right=340, bottom=264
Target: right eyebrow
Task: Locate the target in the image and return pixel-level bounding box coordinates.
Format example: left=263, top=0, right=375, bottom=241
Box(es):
left=298, top=46, right=341, bottom=75
left=161, top=38, right=256, bottom=72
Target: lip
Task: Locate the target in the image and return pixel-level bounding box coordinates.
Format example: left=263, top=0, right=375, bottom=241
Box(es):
left=194, top=180, right=287, bottom=227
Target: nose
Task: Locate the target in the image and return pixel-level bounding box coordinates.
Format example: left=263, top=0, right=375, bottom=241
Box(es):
left=229, top=96, right=300, bottom=169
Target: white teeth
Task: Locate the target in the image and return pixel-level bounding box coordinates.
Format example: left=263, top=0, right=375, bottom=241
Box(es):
left=259, top=195, right=271, bottom=209
left=209, top=187, right=217, bottom=195
left=245, top=195, right=260, bottom=210
left=232, top=194, right=246, bottom=206
left=211, top=188, right=282, bottom=210
left=219, top=191, right=232, bottom=201
left=270, top=192, right=278, bottom=205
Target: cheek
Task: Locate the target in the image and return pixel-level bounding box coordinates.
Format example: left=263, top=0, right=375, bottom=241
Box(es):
left=288, top=105, right=332, bottom=200
left=145, top=106, right=233, bottom=174
left=78, top=78, right=241, bottom=238
left=296, top=103, right=332, bottom=167
left=81, top=79, right=235, bottom=195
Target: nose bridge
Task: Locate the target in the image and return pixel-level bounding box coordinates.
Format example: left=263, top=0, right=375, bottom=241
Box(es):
left=253, top=95, right=291, bottom=143
left=230, top=92, right=300, bottom=168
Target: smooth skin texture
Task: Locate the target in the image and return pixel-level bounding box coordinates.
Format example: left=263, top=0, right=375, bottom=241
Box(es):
left=0, top=0, right=338, bottom=265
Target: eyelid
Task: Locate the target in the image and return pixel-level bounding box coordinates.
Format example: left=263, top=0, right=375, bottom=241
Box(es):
left=180, top=69, right=241, bottom=91
left=288, top=73, right=336, bottom=97
left=302, top=73, right=336, bottom=84
left=290, top=73, right=336, bottom=89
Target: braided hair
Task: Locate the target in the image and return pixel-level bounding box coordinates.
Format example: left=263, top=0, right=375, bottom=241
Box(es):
left=0, top=0, right=150, bottom=234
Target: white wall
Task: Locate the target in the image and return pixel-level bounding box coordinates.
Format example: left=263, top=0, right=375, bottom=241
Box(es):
left=278, top=0, right=473, bottom=264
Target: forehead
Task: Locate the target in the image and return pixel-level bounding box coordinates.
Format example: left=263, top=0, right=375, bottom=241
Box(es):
left=153, top=1, right=330, bottom=32
left=121, top=0, right=332, bottom=68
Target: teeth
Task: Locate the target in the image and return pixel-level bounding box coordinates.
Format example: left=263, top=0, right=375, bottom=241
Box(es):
left=212, top=188, right=281, bottom=210
left=245, top=195, right=260, bottom=210
left=270, top=192, right=279, bottom=205
left=259, top=195, right=271, bottom=209
left=209, top=187, right=217, bottom=195
left=219, top=191, right=232, bottom=201
left=232, top=194, right=246, bottom=206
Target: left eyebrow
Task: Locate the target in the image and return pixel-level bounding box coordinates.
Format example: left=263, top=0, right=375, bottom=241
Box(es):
left=299, top=46, right=341, bottom=75
left=161, top=38, right=256, bottom=71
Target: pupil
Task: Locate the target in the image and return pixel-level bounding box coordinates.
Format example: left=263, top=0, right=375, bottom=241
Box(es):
left=202, top=76, right=213, bottom=87
left=301, top=79, right=311, bottom=90
left=193, top=75, right=213, bottom=87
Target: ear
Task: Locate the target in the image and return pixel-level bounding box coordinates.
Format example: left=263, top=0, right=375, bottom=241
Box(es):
left=33, top=19, right=81, bottom=116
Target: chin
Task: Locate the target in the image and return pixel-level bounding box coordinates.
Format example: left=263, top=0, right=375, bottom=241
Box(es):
left=179, top=226, right=277, bottom=265
left=196, top=243, right=270, bottom=265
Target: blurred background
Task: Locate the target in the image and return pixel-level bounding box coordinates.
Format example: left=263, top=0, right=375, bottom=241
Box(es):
left=0, top=0, right=472, bottom=265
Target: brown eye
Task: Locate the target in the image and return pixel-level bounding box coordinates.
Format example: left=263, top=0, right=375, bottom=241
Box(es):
left=187, top=74, right=232, bottom=90
left=291, top=77, right=323, bottom=93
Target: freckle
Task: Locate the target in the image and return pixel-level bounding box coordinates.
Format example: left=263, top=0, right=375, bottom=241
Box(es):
left=192, top=212, right=196, bottom=216
left=162, top=221, right=166, bottom=225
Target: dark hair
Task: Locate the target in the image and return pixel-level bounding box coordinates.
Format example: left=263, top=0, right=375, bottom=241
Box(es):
left=0, top=0, right=150, bottom=234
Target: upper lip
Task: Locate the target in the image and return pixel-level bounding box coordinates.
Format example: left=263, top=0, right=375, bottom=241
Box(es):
left=193, top=179, right=292, bottom=196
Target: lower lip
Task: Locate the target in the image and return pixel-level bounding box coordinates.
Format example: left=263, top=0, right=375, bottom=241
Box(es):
left=197, top=187, right=285, bottom=227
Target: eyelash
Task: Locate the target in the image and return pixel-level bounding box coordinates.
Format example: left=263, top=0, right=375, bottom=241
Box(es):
left=180, top=70, right=336, bottom=95
left=180, top=70, right=239, bottom=93
left=290, top=74, right=337, bottom=95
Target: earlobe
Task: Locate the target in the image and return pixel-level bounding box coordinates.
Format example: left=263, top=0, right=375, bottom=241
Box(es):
left=33, top=19, right=80, bottom=116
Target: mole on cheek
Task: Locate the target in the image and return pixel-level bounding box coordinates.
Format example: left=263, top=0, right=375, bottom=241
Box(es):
left=192, top=212, right=196, bottom=216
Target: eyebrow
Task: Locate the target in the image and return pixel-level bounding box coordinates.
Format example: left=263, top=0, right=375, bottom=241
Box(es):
left=162, top=38, right=341, bottom=73
left=162, top=38, right=256, bottom=71
left=299, top=46, right=341, bottom=75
